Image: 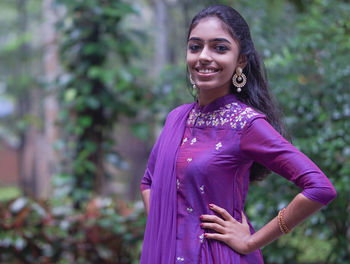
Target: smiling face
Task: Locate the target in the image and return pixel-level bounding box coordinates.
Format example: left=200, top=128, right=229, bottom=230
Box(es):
left=187, top=17, right=242, bottom=98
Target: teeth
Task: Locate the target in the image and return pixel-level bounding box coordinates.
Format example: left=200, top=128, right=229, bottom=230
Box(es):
left=198, top=69, right=216, bottom=73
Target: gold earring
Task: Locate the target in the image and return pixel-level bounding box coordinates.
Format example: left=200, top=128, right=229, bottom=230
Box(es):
left=189, top=74, right=197, bottom=90
left=232, top=67, right=246, bottom=92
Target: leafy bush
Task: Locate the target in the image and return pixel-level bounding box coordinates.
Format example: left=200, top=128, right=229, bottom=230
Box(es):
left=0, top=197, right=145, bottom=264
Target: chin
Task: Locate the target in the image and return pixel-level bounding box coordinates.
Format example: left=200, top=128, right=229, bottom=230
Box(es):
left=197, top=82, right=222, bottom=90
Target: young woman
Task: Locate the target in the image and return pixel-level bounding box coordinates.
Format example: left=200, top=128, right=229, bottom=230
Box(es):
left=140, top=5, right=336, bottom=264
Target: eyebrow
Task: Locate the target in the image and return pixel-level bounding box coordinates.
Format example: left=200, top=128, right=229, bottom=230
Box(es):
left=188, top=37, right=231, bottom=44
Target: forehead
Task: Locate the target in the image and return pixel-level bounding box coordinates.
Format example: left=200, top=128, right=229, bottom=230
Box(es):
left=189, top=17, right=234, bottom=41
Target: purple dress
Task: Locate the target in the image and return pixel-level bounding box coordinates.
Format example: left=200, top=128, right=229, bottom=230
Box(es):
left=140, top=94, right=336, bottom=264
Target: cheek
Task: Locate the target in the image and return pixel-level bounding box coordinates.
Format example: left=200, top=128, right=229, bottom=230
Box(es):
left=186, top=54, right=196, bottom=68
left=222, top=57, right=238, bottom=74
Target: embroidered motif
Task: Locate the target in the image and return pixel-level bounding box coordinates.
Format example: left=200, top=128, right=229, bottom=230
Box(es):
left=187, top=102, right=259, bottom=129
left=187, top=207, right=193, bottom=213
left=199, top=233, right=204, bottom=243
left=190, top=137, right=197, bottom=145
left=216, top=142, right=222, bottom=150
left=200, top=185, right=205, bottom=194
left=177, top=179, right=180, bottom=190
left=187, top=158, right=192, bottom=163
left=181, top=137, right=188, bottom=145
left=176, top=256, right=185, bottom=262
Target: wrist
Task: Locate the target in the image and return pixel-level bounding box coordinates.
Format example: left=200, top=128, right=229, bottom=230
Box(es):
left=246, top=234, right=257, bottom=254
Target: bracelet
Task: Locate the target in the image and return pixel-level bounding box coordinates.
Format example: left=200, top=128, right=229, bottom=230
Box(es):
left=277, top=208, right=291, bottom=234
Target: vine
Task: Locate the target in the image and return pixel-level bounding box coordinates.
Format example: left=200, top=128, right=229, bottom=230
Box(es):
left=54, top=0, right=142, bottom=206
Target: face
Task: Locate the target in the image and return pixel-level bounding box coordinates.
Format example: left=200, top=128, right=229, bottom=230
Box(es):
left=187, top=17, right=241, bottom=94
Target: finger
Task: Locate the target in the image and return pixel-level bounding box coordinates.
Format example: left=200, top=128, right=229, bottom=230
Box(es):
left=204, top=232, right=227, bottom=243
left=200, top=222, right=225, bottom=234
left=241, top=211, right=248, bottom=225
left=200, top=214, right=225, bottom=226
left=209, top=204, right=234, bottom=221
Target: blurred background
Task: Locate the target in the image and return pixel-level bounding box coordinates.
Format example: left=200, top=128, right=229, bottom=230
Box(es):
left=0, top=0, right=349, bottom=263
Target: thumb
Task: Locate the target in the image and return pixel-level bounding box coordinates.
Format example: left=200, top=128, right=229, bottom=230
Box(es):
left=241, top=211, right=248, bottom=225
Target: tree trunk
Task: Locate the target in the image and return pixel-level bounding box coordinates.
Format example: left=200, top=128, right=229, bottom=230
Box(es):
left=40, top=0, right=60, bottom=198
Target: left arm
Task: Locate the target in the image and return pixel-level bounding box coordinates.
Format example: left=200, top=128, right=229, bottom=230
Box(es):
left=248, top=193, right=323, bottom=252
left=201, top=193, right=323, bottom=254
left=200, top=118, right=336, bottom=254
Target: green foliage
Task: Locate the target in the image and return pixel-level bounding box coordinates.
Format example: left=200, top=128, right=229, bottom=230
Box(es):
left=0, top=187, right=21, bottom=202
left=0, top=197, right=145, bottom=264
left=55, top=0, right=144, bottom=204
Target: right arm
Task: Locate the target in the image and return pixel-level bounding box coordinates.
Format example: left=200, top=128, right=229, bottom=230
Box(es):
left=140, top=105, right=186, bottom=215
left=140, top=136, right=160, bottom=215
left=141, top=189, right=151, bottom=215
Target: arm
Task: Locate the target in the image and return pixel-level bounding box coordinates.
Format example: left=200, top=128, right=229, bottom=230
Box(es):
left=140, top=129, right=161, bottom=214
left=201, top=118, right=336, bottom=254
left=140, top=167, right=154, bottom=215
left=202, top=193, right=323, bottom=254
left=248, top=192, right=323, bottom=252
left=141, top=189, right=151, bottom=215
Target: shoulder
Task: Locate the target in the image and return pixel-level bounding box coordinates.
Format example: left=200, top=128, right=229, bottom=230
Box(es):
left=232, top=100, right=266, bottom=129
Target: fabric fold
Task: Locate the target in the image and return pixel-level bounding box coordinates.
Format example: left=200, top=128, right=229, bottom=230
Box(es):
left=140, top=103, right=195, bottom=264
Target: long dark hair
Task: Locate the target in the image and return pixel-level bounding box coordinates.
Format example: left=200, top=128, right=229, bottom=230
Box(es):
left=188, top=5, right=287, bottom=181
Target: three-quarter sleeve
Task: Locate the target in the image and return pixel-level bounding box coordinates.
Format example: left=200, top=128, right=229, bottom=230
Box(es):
left=140, top=137, right=160, bottom=191
left=240, top=117, right=337, bottom=205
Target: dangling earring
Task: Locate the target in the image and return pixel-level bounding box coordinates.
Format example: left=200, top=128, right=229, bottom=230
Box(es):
left=189, top=74, right=197, bottom=90
left=232, top=67, right=246, bottom=92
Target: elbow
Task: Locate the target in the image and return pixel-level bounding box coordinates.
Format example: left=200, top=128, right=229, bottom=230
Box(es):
left=302, top=185, right=337, bottom=206
left=318, top=185, right=337, bottom=205
left=325, top=185, right=337, bottom=204
left=140, top=183, right=151, bottom=192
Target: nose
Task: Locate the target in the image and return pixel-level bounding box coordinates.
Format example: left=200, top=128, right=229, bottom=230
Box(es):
left=198, top=46, right=212, bottom=62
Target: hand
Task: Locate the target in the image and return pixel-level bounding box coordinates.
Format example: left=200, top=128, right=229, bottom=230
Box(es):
left=200, top=203, right=255, bottom=255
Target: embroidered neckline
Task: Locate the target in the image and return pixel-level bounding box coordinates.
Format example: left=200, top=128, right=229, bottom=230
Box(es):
left=187, top=99, right=260, bottom=129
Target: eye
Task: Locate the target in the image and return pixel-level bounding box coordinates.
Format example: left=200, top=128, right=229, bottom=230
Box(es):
left=215, top=45, right=228, bottom=52
left=188, top=44, right=201, bottom=52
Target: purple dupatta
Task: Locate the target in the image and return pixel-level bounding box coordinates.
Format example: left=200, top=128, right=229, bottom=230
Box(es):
left=140, top=103, right=195, bottom=264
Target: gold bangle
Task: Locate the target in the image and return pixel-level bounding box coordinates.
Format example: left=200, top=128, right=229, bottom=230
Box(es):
left=278, top=208, right=291, bottom=234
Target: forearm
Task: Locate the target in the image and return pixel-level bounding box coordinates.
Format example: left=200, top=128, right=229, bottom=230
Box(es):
left=248, top=193, right=324, bottom=251
left=141, top=189, right=151, bottom=215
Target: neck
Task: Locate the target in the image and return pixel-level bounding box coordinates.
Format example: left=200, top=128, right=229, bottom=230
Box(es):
left=197, top=86, right=231, bottom=106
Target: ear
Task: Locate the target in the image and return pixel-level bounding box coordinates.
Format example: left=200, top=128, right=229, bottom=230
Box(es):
left=237, top=54, right=247, bottom=69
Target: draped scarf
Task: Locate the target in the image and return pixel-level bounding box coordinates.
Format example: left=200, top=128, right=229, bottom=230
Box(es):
left=140, top=103, right=195, bottom=264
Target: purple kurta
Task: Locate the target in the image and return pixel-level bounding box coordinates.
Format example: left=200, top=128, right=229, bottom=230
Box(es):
left=141, top=94, right=336, bottom=264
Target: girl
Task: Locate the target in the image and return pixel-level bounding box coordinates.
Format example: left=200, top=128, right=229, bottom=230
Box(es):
left=140, top=5, right=336, bottom=263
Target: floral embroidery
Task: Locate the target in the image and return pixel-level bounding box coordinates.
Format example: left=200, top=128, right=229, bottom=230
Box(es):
left=177, top=256, right=185, bottom=262
left=187, top=158, right=192, bottom=163
left=190, top=138, right=197, bottom=145
left=187, top=102, right=260, bottom=129
left=187, top=207, right=193, bottom=213
left=199, top=233, right=204, bottom=243
left=197, top=119, right=205, bottom=126
left=216, top=142, right=222, bottom=150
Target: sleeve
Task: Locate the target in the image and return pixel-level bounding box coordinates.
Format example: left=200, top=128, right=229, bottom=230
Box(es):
left=240, top=117, right=337, bottom=205
left=140, top=134, right=160, bottom=192
left=140, top=107, right=176, bottom=191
